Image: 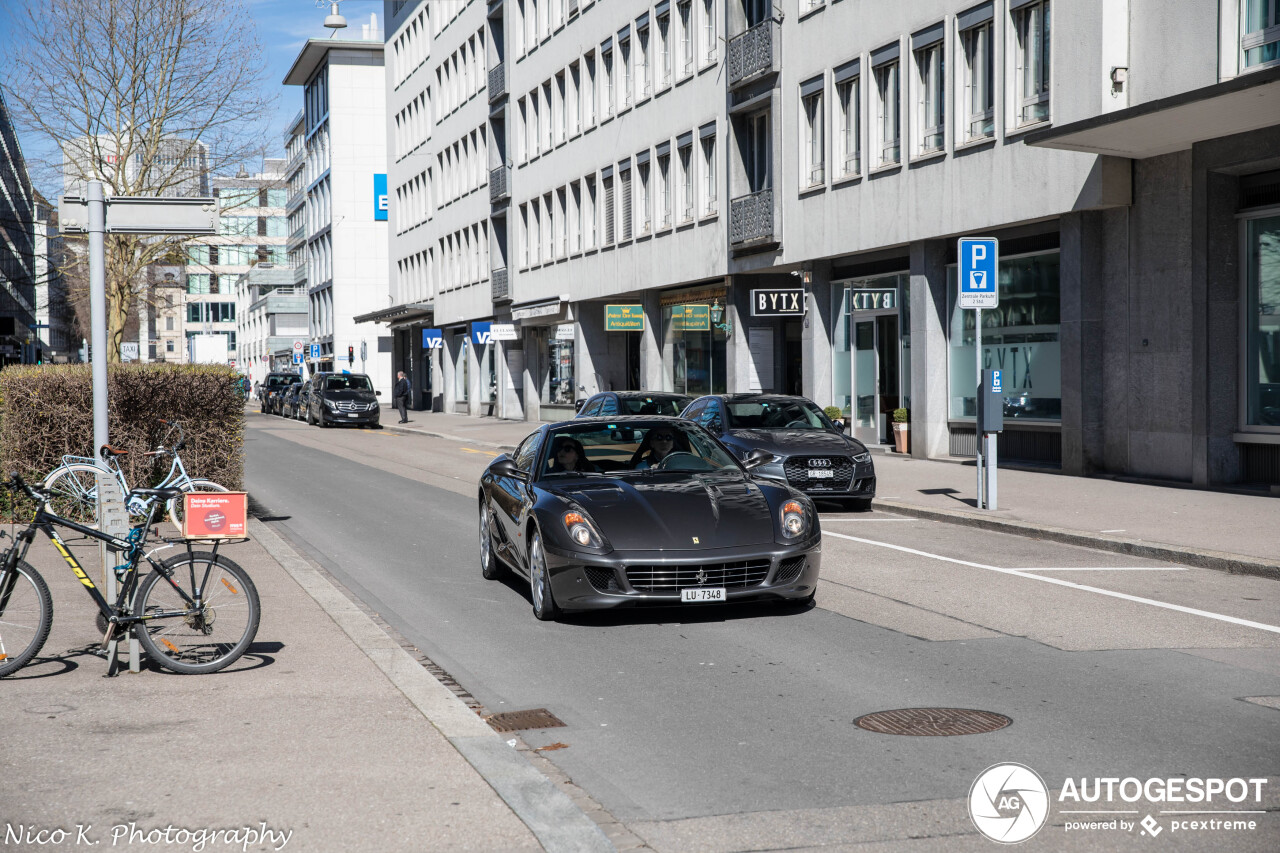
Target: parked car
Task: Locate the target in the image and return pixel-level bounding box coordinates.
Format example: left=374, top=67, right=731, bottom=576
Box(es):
left=280, top=382, right=308, bottom=419
left=574, top=391, right=693, bottom=417
left=478, top=416, right=821, bottom=620
left=680, top=394, right=876, bottom=510
left=260, top=372, right=300, bottom=416
left=304, top=372, right=381, bottom=428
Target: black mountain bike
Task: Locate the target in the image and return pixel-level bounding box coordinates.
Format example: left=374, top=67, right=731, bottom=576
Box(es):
left=0, top=472, right=260, bottom=677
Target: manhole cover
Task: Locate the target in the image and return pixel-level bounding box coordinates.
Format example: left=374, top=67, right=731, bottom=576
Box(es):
left=854, top=708, right=1011, bottom=736
left=485, top=708, right=567, bottom=733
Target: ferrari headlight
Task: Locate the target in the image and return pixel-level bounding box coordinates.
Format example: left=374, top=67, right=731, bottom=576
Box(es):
left=780, top=500, right=807, bottom=539
left=562, top=510, right=605, bottom=549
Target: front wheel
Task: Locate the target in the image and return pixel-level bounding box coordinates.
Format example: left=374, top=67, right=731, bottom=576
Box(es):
left=528, top=531, right=559, bottom=621
left=42, top=463, right=104, bottom=528
left=0, top=561, right=53, bottom=678
left=167, top=480, right=232, bottom=531
left=133, top=552, right=260, bottom=674
left=479, top=500, right=502, bottom=580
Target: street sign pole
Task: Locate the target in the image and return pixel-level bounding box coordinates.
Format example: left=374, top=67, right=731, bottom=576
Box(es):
left=959, top=237, right=999, bottom=510
left=975, top=307, right=984, bottom=508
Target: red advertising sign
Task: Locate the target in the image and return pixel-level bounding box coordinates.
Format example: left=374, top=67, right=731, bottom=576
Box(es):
left=183, top=492, right=248, bottom=539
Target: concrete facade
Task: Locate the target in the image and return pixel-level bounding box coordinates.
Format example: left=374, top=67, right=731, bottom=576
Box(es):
left=378, top=0, right=1280, bottom=488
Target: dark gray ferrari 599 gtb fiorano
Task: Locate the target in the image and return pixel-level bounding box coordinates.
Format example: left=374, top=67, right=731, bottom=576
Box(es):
left=477, top=417, right=822, bottom=621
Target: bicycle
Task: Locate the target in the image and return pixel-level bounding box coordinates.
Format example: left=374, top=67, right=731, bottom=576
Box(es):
left=41, top=420, right=229, bottom=530
left=0, top=472, right=260, bottom=677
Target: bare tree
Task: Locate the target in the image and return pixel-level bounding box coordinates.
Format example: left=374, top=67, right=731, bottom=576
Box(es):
left=4, top=0, right=275, bottom=362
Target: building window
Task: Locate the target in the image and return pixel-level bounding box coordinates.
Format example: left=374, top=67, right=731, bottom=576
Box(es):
left=678, top=141, right=694, bottom=221
left=568, top=62, right=581, bottom=134
left=166, top=316, right=174, bottom=331
left=745, top=113, right=768, bottom=193
left=637, top=157, right=652, bottom=233
left=961, top=12, right=995, bottom=140
left=663, top=297, right=727, bottom=395
left=657, top=10, right=671, bottom=88
left=874, top=57, right=900, bottom=166
left=603, top=173, right=616, bottom=245
left=1245, top=213, right=1280, bottom=426
left=948, top=252, right=1061, bottom=420
left=585, top=175, right=598, bottom=249
left=836, top=73, right=860, bottom=177
left=678, top=1, right=693, bottom=75
left=603, top=44, right=615, bottom=117
left=914, top=36, right=945, bottom=155
left=657, top=150, right=671, bottom=228
left=702, top=0, right=716, bottom=64
left=620, top=163, right=633, bottom=240
left=636, top=19, right=651, bottom=98
left=556, top=187, right=567, bottom=257
left=620, top=32, right=633, bottom=108
left=1243, top=0, right=1280, bottom=68
left=701, top=131, right=718, bottom=213
left=583, top=52, right=597, bottom=127
left=801, top=80, right=825, bottom=186
left=1013, top=0, right=1050, bottom=126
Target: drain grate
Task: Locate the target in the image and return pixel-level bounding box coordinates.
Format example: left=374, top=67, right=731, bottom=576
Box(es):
left=485, top=708, right=567, bottom=733
left=854, top=708, right=1011, bottom=736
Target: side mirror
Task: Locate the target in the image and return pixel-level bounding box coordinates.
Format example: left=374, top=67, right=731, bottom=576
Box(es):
left=375, top=390, right=382, bottom=396
left=832, top=418, right=845, bottom=431
left=574, top=399, right=585, bottom=412
left=491, top=457, right=529, bottom=482
left=741, top=448, right=775, bottom=470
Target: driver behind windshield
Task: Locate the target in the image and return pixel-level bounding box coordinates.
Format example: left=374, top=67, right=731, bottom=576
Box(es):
left=631, top=427, right=690, bottom=469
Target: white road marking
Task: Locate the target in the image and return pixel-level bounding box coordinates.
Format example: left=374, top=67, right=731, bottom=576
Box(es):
left=822, top=530, right=1280, bottom=635
left=1015, top=566, right=1187, bottom=572
left=821, top=517, right=917, bottom=521
left=1100, top=528, right=1126, bottom=533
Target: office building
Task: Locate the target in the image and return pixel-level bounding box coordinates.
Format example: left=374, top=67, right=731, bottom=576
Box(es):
left=0, top=86, right=38, bottom=366
left=382, top=0, right=1280, bottom=487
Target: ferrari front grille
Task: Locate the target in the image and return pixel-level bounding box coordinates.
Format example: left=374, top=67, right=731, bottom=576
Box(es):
left=625, top=560, right=771, bottom=592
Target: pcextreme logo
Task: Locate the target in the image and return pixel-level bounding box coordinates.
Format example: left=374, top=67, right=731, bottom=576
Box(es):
left=969, top=763, right=1050, bottom=844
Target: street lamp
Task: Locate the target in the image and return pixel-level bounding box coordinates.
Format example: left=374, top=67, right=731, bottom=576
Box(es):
left=320, top=1, right=347, bottom=29
left=710, top=298, right=733, bottom=339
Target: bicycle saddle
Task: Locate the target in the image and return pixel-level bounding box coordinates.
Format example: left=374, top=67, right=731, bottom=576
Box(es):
left=100, top=444, right=129, bottom=459
left=129, top=486, right=185, bottom=502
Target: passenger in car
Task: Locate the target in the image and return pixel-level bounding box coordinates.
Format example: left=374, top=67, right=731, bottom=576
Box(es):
left=631, top=428, right=689, bottom=469
left=548, top=437, right=596, bottom=472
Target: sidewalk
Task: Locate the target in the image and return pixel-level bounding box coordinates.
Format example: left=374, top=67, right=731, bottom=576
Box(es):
left=0, top=519, right=613, bottom=853
left=384, top=410, right=1280, bottom=580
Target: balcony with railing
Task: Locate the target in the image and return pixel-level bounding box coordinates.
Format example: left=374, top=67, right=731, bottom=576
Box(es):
left=491, top=267, right=510, bottom=302
left=489, top=164, right=510, bottom=205
left=488, top=62, right=507, bottom=103
left=726, top=19, right=780, bottom=90
left=729, top=188, right=775, bottom=247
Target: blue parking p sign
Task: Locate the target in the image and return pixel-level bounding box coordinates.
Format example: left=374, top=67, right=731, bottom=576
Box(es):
left=309, top=344, right=321, bottom=359
left=958, top=237, right=999, bottom=309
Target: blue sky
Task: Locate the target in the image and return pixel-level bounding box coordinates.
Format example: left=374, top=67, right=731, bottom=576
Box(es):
left=5, top=0, right=387, bottom=199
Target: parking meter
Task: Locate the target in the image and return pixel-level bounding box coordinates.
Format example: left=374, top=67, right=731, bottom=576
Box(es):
left=976, top=369, right=1003, bottom=509
left=977, top=369, right=1004, bottom=435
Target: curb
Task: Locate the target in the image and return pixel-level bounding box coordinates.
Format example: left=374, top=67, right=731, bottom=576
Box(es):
left=249, top=519, right=615, bottom=853
left=380, top=421, right=520, bottom=451
left=872, top=499, right=1280, bottom=581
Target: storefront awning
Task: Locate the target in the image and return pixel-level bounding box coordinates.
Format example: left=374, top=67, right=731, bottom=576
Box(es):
left=353, top=301, right=434, bottom=326
left=1024, top=66, right=1280, bottom=159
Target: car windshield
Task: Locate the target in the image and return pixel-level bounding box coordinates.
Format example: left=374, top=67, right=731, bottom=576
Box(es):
left=266, top=376, right=295, bottom=389
left=725, top=399, right=832, bottom=430
left=539, top=422, right=740, bottom=478
left=325, top=376, right=373, bottom=392
left=619, top=396, right=691, bottom=416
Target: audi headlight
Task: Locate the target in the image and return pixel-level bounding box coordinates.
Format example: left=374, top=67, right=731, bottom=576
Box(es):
left=852, top=452, right=871, bottom=463
left=780, top=500, right=807, bottom=539
left=562, top=510, right=607, bottom=549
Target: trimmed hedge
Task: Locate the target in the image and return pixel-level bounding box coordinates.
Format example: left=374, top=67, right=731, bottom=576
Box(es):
left=0, top=364, right=244, bottom=494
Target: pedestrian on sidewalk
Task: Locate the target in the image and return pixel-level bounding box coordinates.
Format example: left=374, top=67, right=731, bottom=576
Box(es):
left=393, top=371, right=410, bottom=423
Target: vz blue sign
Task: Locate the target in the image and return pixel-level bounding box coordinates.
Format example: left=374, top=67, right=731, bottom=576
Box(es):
left=422, top=329, right=443, bottom=349
left=471, top=322, right=492, bottom=345
left=958, top=237, right=999, bottom=309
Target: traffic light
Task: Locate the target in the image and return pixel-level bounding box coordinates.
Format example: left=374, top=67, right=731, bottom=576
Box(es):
left=348, top=345, right=354, bottom=364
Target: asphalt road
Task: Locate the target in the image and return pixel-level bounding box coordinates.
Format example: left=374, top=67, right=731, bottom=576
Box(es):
left=245, top=412, right=1280, bottom=850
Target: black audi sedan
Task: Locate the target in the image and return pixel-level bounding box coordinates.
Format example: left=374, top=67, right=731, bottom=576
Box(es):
left=680, top=394, right=876, bottom=510
left=574, top=391, right=693, bottom=417
left=478, top=417, right=821, bottom=621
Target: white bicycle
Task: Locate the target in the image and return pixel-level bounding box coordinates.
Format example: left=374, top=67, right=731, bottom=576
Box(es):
left=41, top=420, right=230, bottom=530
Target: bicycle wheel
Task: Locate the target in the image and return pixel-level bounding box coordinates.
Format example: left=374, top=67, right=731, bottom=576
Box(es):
left=133, top=552, right=259, bottom=674
left=42, top=463, right=103, bottom=528
left=0, top=561, right=53, bottom=678
left=167, top=480, right=231, bottom=530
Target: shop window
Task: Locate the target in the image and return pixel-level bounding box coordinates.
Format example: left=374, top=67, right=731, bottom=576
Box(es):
left=1244, top=213, right=1280, bottom=426
left=662, top=298, right=727, bottom=394
left=546, top=332, right=576, bottom=406
left=947, top=252, right=1060, bottom=420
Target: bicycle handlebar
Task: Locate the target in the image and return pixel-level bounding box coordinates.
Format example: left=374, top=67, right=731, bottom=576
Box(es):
left=7, top=471, right=45, bottom=504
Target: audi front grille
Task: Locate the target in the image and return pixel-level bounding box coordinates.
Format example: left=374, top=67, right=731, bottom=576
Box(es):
left=783, top=456, right=854, bottom=490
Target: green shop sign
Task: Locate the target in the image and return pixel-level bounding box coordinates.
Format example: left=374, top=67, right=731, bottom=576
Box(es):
left=605, top=304, right=646, bottom=331
left=670, top=304, right=711, bottom=331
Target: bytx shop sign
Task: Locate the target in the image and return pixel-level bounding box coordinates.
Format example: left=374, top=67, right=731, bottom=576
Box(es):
left=751, top=288, right=804, bottom=316
left=849, top=289, right=897, bottom=312
left=605, top=304, right=645, bottom=331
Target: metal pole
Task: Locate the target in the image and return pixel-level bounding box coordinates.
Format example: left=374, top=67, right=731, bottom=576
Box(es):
left=89, top=181, right=108, bottom=454
left=974, top=308, right=984, bottom=509
left=987, top=432, right=998, bottom=511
